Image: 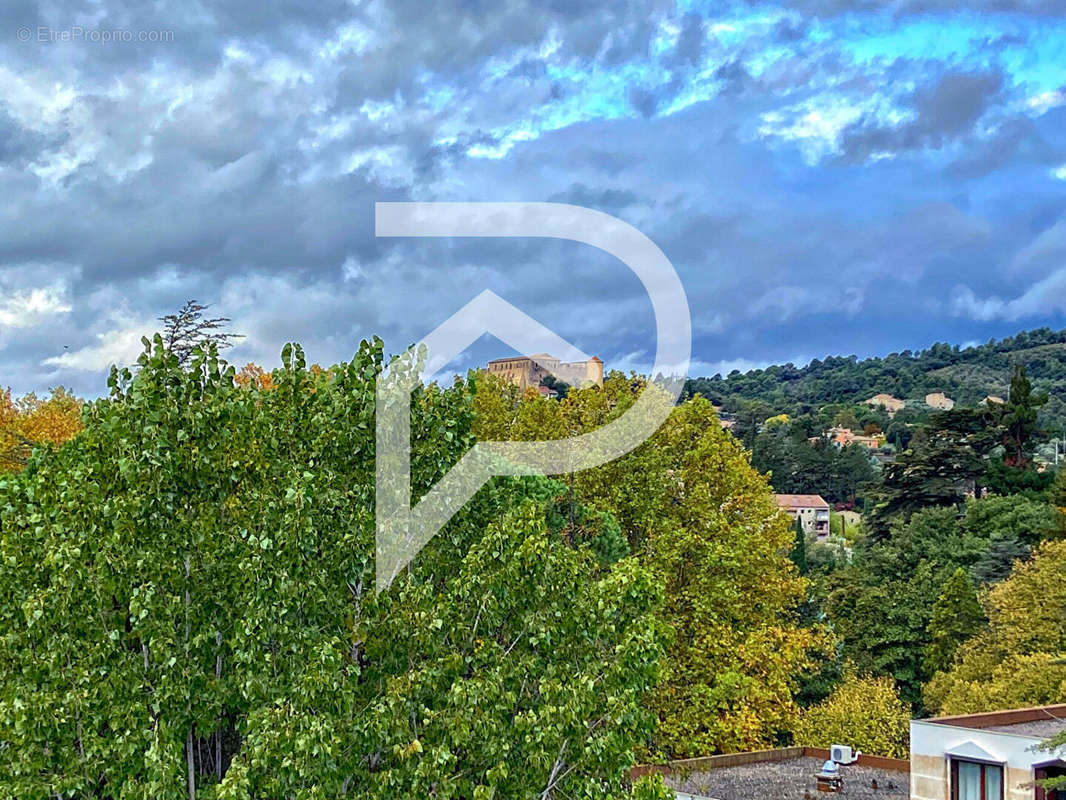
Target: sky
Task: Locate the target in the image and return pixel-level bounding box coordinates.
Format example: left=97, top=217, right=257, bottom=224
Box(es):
left=1, top=0, right=1065, bottom=396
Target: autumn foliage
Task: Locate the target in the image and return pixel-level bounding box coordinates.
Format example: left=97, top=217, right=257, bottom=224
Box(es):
left=0, top=386, right=83, bottom=471
left=473, top=370, right=825, bottom=757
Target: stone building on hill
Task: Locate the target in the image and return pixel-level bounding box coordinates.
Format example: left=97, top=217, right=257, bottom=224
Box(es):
left=865, top=393, right=906, bottom=416
left=486, top=353, right=604, bottom=390
left=925, top=391, right=956, bottom=410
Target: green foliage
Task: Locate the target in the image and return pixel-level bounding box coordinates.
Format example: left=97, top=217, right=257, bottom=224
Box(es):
left=682, top=327, right=1066, bottom=428
left=865, top=408, right=1000, bottom=538
left=791, top=672, right=911, bottom=759
left=0, top=338, right=665, bottom=799
left=924, top=568, right=985, bottom=674
left=749, top=423, right=876, bottom=505
left=474, top=374, right=826, bottom=757
left=925, top=539, right=1066, bottom=715
left=1000, top=364, right=1047, bottom=466
left=790, top=517, right=807, bottom=576
left=981, top=459, right=1054, bottom=499
left=825, top=495, right=1054, bottom=706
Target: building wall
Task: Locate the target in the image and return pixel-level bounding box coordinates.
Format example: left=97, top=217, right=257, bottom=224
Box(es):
left=911, top=720, right=1066, bottom=800
left=782, top=506, right=830, bottom=537
left=486, top=355, right=603, bottom=389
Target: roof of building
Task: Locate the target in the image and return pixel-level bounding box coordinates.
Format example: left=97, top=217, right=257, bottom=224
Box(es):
left=776, top=493, right=830, bottom=510
left=922, top=703, right=1066, bottom=740
left=651, top=751, right=908, bottom=800
left=486, top=355, right=531, bottom=364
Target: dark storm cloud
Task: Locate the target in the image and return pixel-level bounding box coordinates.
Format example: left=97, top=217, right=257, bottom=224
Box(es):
left=0, top=106, right=56, bottom=166
left=840, top=69, right=1005, bottom=161
left=0, top=0, right=1065, bottom=396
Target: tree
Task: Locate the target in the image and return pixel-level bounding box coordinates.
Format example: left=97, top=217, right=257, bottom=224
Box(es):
left=0, top=386, right=82, bottom=471
left=866, top=408, right=1000, bottom=539
left=924, top=539, right=1066, bottom=715
left=790, top=517, right=808, bottom=576
left=1047, top=467, right=1066, bottom=539
left=539, top=374, right=571, bottom=399
left=825, top=496, right=1044, bottom=706
left=233, top=362, right=276, bottom=391
left=1000, top=364, right=1047, bottom=467
left=474, top=374, right=825, bottom=757
left=924, top=568, right=984, bottom=674
left=159, top=300, right=243, bottom=366
left=0, top=338, right=665, bottom=799
left=792, top=672, right=911, bottom=759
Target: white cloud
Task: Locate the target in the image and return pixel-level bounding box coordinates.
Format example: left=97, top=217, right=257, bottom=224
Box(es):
left=42, top=311, right=152, bottom=371
left=1027, top=90, right=1066, bottom=115
left=750, top=284, right=864, bottom=321
left=951, top=270, right=1066, bottom=322
left=0, top=285, right=72, bottom=328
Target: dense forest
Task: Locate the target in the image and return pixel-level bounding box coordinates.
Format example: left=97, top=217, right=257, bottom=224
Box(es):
left=683, top=326, right=1066, bottom=432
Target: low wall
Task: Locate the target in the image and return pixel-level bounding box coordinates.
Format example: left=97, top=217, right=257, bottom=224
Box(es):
left=630, top=746, right=910, bottom=781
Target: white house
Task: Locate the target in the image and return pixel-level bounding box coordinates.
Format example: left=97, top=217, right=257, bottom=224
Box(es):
left=911, top=704, right=1066, bottom=800
left=775, top=494, right=831, bottom=540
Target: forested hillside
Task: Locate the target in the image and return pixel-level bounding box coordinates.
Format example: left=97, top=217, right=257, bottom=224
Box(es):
left=684, top=327, right=1066, bottom=429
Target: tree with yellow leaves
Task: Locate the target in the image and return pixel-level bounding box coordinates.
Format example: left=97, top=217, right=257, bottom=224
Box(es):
left=792, top=671, right=911, bottom=758
left=472, top=369, right=826, bottom=757
left=924, top=539, right=1066, bottom=714
left=0, top=386, right=82, bottom=471
left=234, top=362, right=277, bottom=391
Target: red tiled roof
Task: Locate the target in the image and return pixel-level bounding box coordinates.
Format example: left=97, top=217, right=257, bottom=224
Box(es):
left=775, top=494, right=830, bottom=510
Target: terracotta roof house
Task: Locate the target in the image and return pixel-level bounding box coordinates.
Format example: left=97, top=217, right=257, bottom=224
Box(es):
left=776, top=494, right=830, bottom=539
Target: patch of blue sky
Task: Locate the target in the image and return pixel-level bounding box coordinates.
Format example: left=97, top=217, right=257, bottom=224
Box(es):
left=827, top=13, right=1066, bottom=92
left=460, top=59, right=666, bottom=158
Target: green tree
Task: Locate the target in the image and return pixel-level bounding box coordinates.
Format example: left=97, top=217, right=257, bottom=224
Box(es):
left=476, top=374, right=826, bottom=757
left=0, top=338, right=666, bottom=799
left=792, top=672, right=911, bottom=759
left=866, top=408, right=1000, bottom=539
left=924, top=539, right=1066, bottom=714
left=1000, top=364, right=1047, bottom=467
left=924, top=568, right=984, bottom=674
left=790, top=517, right=808, bottom=576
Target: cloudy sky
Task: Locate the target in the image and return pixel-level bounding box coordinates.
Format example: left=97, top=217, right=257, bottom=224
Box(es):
left=1, top=0, right=1065, bottom=396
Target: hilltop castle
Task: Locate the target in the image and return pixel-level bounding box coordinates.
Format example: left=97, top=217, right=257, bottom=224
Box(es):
left=486, top=353, right=604, bottom=390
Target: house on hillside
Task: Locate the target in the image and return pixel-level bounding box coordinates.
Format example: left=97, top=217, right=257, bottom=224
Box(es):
left=925, top=392, right=956, bottom=410
left=828, top=426, right=883, bottom=449
left=776, top=494, right=830, bottom=540
left=911, top=704, right=1066, bottom=800
left=865, top=393, right=906, bottom=416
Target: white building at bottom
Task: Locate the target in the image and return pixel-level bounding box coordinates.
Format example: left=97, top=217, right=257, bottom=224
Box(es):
left=911, top=704, right=1066, bottom=800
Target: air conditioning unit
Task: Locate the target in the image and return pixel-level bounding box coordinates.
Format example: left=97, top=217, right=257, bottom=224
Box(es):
left=831, top=744, right=860, bottom=765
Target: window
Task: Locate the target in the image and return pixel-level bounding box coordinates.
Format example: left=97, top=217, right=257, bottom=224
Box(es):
left=951, top=759, right=1003, bottom=800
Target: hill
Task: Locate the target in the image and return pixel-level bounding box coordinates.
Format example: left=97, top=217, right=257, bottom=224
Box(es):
left=683, top=327, right=1066, bottom=429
